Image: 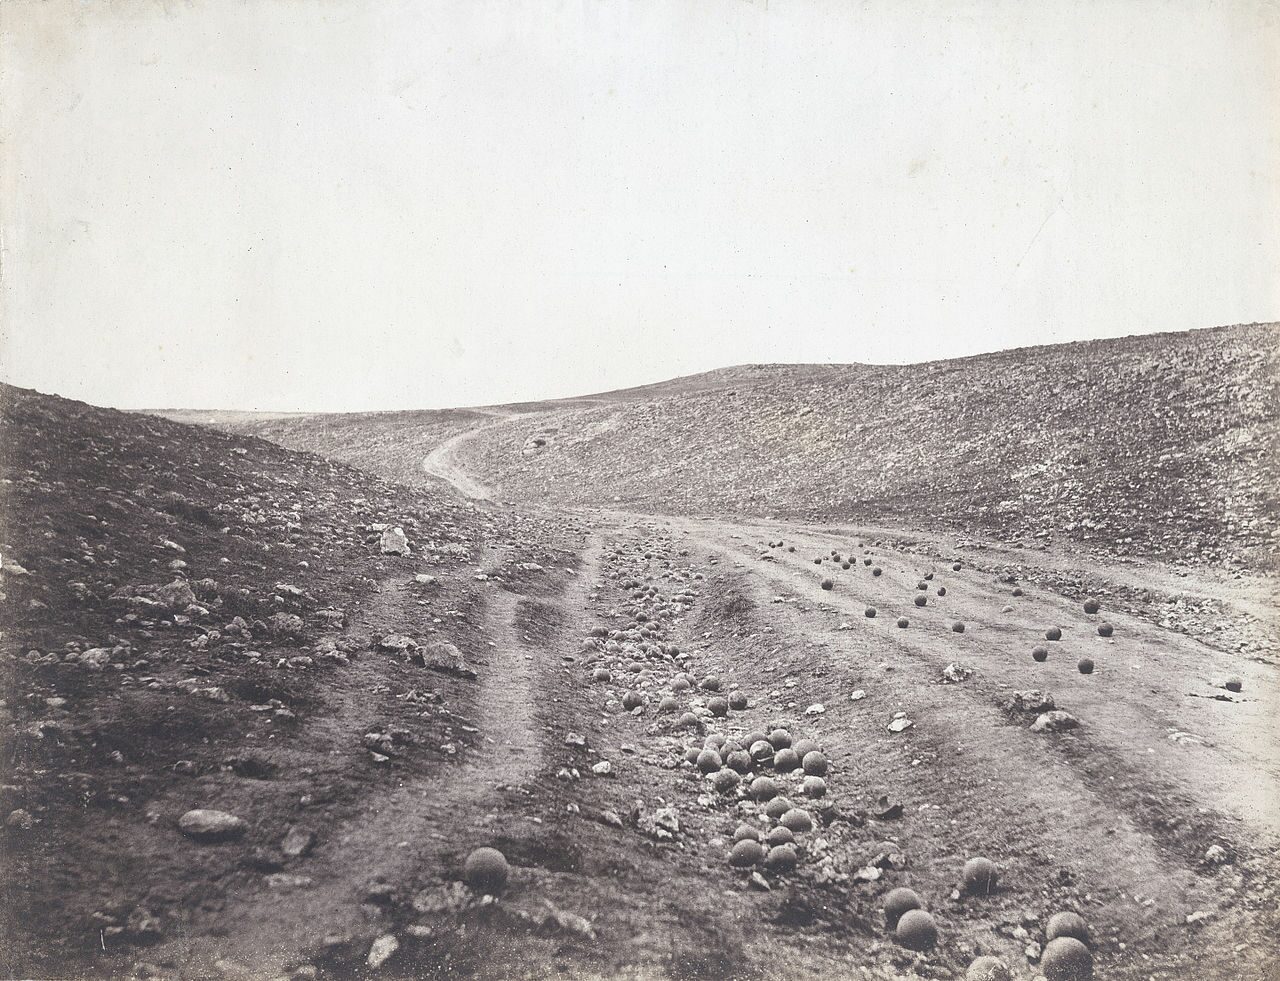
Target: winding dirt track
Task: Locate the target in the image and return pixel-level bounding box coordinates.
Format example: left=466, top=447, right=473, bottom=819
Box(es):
left=420, top=411, right=518, bottom=500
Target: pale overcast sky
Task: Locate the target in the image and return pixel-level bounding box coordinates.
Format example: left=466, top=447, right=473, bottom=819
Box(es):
left=2, top=0, right=1277, bottom=411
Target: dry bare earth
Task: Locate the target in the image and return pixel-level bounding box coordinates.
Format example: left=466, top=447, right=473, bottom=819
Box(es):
left=452, top=323, right=1280, bottom=572
left=4, top=324, right=1278, bottom=981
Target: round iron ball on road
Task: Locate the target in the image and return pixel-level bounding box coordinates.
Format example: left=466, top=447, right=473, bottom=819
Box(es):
left=1041, top=937, right=1094, bottom=980
left=882, top=886, right=922, bottom=927
left=961, top=856, right=998, bottom=894
left=894, top=909, right=938, bottom=951
left=463, top=847, right=509, bottom=894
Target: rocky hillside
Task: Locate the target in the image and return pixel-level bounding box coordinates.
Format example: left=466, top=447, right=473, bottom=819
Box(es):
left=455, top=324, right=1279, bottom=569
left=0, top=384, right=574, bottom=977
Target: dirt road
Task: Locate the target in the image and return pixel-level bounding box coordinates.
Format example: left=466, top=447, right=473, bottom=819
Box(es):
left=421, top=411, right=518, bottom=500
left=377, top=437, right=1280, bottom=980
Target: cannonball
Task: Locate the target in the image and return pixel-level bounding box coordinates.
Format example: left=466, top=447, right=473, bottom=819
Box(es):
left=764, top=796, right=793, bottom=820
left=1083, top=598, right=1100, bottom=614
left=1032, top=645, right=1049, bottom=662
left=897, top=617, right=910, bottom=628
left=710, top=768, right=740, bottom=794
left=749, top=740, right=776, bottom=763
left=1041, top=937, right=1093, bottom=980
left=704, top=733, right=728, bottom=750
left=671, top=676, right=691, bottom=692
left=914, top=595, right=928, bottom=607
left=1012, top=587, right=1024, bottom=597
left=708, top=696, right=729, bottom=717
left=865, top=606, right=877, bottom=618
left=952, top=562, right=962, bottom=571
left=917, top=581, right=929, bottom=590
left=821, top=579, right=834, bottom=591
left=924, top=572, right=934, bottom=580
left=733, top=824, right=761, bottom=842
left=728, top=691, right=749, bottom=711
left=463, top=847, right=509, bottom=893
left=701, top=675, right=722, bottom=692
left=696, top=749, right=723, bottom=773
left=802, top=776, right=827, bottom=798
left=779, top=808, right=813, bottom=833
left=792, top=738, right=820, bottom=758
left=882, top=886, right=922, bottom=927
left=768, top=728, right=793, bottom=749
left=894, top=909, right=938, bottom=951
left=864, top=558, right=873, bottom=567
left=750, top=776, right=779, bottom=801
left=742, top=730, right=768, bottom=749
left=801, top=751, right=828, bottom=776
left=725, top=750, right=754, bottom=775
left=728, top=838, right=763, bottom=867
left=952, top=621, right=966, bottom=633
left=1097, top=623, right=1114, bottom=637
left=658, top=695, right=680, bottom=713
left=937, top=586, right=947, bottom=597
left=621, top=690, right=644, bottom=710
left=1078, top=657, right=1095, bottom=675
left=872, top=567, right=883, bottom=577
left=1045, top=626, right=1062, bottom=641
left=966, top=955, right=1012, bottom=981
left=773, top=748, right=801, bottom=773
left=677, top=711, right=702, bottom=729
left=592, top=668, right=611, bottom=682
left=962, top=856, right=998, bottom=894
left=766, top=825, right=795, bottom=847
left=683, top=747, right=701, bottom=765
left=764, top=844, right=798, bottom=872
left=1046, top=911, right=1090, bottom=944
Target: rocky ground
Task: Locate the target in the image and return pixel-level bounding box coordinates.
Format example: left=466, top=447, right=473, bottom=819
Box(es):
left=4, top=325, right=1279, bottom=981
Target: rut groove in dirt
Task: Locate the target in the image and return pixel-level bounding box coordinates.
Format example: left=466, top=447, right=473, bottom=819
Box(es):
left=151, top=535, right=601, bottom=978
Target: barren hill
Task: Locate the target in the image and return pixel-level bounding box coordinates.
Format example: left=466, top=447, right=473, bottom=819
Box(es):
left=193, top=324, right=1280, bottom=570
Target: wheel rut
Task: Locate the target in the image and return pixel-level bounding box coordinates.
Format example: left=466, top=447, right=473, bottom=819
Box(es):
left=158, top=534, right=604, bottom=978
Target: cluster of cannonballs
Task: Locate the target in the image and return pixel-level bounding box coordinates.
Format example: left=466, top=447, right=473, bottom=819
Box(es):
left=682, top=726, right=829, bottom=874
left=1031, top=597, right=1113, bottom=675
left=808, top=545, right=970, bottom=633
left=580, top=545, right=708, bottom=716
left=885, top=862, right=1093, bottom=979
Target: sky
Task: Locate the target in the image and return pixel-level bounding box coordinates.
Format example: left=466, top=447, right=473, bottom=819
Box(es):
left=2, top=0, right=1277, bottom=412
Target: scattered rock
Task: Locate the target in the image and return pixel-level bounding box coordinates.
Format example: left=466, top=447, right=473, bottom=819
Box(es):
left=366, top=934, right=400, bottom=969
left=178, top=809, right=247, bottom=842
left=280, top=826, right=315, bottom=858
left=1010, top=690, right=1055, bottom=714
left=379, top=528, right=411, bottom=556
left=1031, top=711, right=1080, bottom=733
